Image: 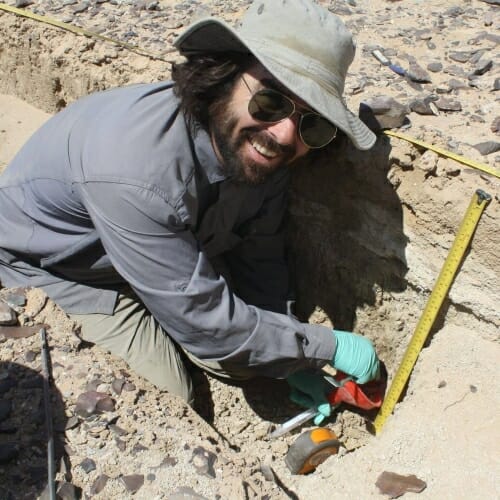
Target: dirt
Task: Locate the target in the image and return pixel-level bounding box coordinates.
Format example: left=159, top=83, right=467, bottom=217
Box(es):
left=0, top=0, right=499, bottom=499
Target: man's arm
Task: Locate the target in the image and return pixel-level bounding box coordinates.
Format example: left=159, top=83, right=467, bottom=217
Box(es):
left=78, top=180, right=335, bottom=378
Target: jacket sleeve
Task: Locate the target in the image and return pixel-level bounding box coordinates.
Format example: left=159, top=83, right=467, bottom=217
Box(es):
left=77, top=180, right=335, bottom=378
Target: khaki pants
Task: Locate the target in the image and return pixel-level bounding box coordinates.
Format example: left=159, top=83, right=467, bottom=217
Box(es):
left=69, top=291, right=249, bottom=405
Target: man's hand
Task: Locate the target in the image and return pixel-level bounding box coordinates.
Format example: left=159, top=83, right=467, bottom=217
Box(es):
left=286, top=371, right=331, bottom=425
left=331, top=329, right=380, bottom=384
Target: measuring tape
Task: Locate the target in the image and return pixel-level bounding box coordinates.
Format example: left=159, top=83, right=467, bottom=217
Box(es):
left=383, top=130, right=499, bottom=179
left=0, top=2, right=172, bottom=62
left=372, top=189, right=492, bottom=435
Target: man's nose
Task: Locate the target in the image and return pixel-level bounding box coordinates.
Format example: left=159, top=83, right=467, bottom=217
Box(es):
left=266, top=115, right=300, bottom=145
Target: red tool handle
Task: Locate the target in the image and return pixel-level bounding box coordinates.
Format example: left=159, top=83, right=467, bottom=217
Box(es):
left=327, top=371, right=386, bottom=410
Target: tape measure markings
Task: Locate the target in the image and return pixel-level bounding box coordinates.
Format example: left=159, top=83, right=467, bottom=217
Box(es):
left=383, top=130, right=499, bottom=179
left=373, top=189, right=492, bottom=435
left=0, top=2, right=172, bottom=62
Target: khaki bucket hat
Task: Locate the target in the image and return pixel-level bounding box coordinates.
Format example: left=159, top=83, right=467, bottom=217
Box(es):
left=174, top=0, right=376, bottom=150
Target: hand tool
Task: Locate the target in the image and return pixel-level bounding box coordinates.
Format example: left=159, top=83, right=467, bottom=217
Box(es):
left=371, top=189, right=492, bottom=435
left=269, top=370, right=386, bottom=439
left=285, top=427, right=341, bottom=475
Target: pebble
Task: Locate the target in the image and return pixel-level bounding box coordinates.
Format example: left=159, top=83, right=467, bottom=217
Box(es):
left=191, top=446, right=217, bottom=478
left=427, top=62, right=443, bottom=72
left=435, top=97, right=462, bottom=111
left=121, top=474, right=144, bottom=493
left=360, top=96, right=409, bottom=129
left=0, top=302, right=17, bottom=326
left=90, top=474, right=109, bottom=495
left=472, top=141, right=500, bottom=155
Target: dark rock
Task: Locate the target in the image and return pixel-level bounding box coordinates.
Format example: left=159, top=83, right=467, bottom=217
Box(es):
left=376, top=471, right=427, bottom=497
left=491, top=117, right=500, bottom=134
left=90, top=474, right=109, bottom=495
left=115, top=437, right=127, bottom=451
left=15, top=0, right=34, bottom=6
left=65, top=415, right=80, bottom=430
left=191, top=446, right=217, bottom=479
left=427, top=62, right=442, bottom=72
left=435, top=97, right=462, bottom=111
left=0, top=302, right=17, bottom=326
left=359, top=96, right=409, bottom=130
left=24, top=350, right=37, bottom=363
left=448, top=51, right=472, bottom=63
left=160, top=455, right=178, bottom=467
left=478, top=0, right=500, bottom=4
left=123, top=382, right=136, bottom=392
left=111, top=378, right=125, bottom=395
left=407, top=63, right=431, bottom=83
left=85, top=378, right=105, bottom=392
left=0, top=399, right=12, bottom=422
left=410, top=98, right=438, bottom=116
left=0, top=443, right=18, bottom=464
left=56, top=482, right=79, bottom=500
left=472, top=141, right=500, bottom=156
left=75, top=391, right=116, bottom=418
left=472, top=59, right=492, bottom=76
left=146, top=473, right=156, bottom=481
left=73, top=1, right=89, bottom=13
left=493, top=78, right=500, bottom=91
left=121, top=474, right=144, bottom=493
left=132, top=442, right=148, bottom=454
left=109, top=423, right=128, bottom=436
left=0, top=325, right=41, bottom=339
left=79, top=457, right=96, bottom=473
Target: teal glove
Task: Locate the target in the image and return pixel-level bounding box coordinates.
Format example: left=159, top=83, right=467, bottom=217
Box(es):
left=332, top=330, right=380, bottom=384
left=287, top=371, right=331, bottom=425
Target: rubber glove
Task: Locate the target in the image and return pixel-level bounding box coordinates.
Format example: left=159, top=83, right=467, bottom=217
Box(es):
left=332, top=329, right=380, bottom=384
left=286, top=371, right=331, bottom=425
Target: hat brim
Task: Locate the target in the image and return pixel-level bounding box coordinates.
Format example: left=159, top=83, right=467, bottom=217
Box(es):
left=175, top=19, right=376, bottom=151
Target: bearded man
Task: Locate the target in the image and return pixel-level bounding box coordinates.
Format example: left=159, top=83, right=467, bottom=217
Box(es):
left=0, top=0, right=380, bottom=422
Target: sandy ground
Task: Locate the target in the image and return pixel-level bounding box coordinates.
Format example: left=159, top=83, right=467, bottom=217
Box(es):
left=1, top=0, right=499, bottom=498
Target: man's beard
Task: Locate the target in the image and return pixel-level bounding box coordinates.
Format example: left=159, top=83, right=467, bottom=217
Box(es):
left=209, top=98, right=295, bottom=185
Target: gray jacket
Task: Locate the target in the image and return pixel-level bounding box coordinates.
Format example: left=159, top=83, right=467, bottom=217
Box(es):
left=0, top=82, right=334, bottom=376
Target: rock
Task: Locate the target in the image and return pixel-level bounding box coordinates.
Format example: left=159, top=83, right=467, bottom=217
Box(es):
left=407, top=63, right=432, bottom=83
left=494, top=78, right=500, bottom=91
left=359, top=97, right=409, bottom=130
left=415, top=150, right=439, bottom=175
left=410, top=97, right=439, bottom=116
left=56, top=482, right=79, bottom=500
left=491, top=117, right=500, bottom=134
left=75, top=391, right=116, bottom=417
left=472, top=59, right=492, bottom=76
left=448, top=51, right=472, bottom=63
left=0, top=302, right=17, bottom=326
left=427, top=62, right=443, bottom=72
left=2, top=291, right=26, bottom=308
left=79, top=457, right=96, bottom=473
left=90, top=474, right=109, bottom=495
left=191, top=446, right=217, bottom=478
left=435, top=97, right=462, bottom=111
left=121, top=474, right=144, bottom=493
left=472, top=141, right=500, bottom=155
left=376, top=471, right=427, bottom=498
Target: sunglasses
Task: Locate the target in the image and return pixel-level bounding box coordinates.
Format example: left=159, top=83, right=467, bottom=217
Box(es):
left=242, top=76, right=337, bottom=149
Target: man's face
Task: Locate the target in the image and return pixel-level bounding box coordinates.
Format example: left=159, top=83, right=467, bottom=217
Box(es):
left=209, top=63, right=312, bottom=185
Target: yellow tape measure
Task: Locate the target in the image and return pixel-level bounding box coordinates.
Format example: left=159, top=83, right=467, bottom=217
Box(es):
left=0, top=2, right=172, bottom=62
left=372, top=189, right=492, bottom=435
left=383, top=130, right=500, bottom=179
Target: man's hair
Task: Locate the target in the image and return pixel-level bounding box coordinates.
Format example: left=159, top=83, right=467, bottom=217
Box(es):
left=172, top=52, right=254, bottom=131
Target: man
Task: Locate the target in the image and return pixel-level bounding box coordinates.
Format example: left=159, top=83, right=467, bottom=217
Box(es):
left=0, top=0, right=379, bottom=422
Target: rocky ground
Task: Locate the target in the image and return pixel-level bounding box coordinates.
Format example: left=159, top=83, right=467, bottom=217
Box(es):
left=0, top=0, right=499, bottom=499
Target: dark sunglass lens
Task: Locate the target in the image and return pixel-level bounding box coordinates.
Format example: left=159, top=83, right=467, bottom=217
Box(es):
left=248, top=89, right=294, bottom=122
left=300, top=114, right=337, bottom=148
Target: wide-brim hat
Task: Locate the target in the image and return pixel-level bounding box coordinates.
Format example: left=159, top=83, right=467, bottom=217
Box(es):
left=174, top=0, right=376, bottom=150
